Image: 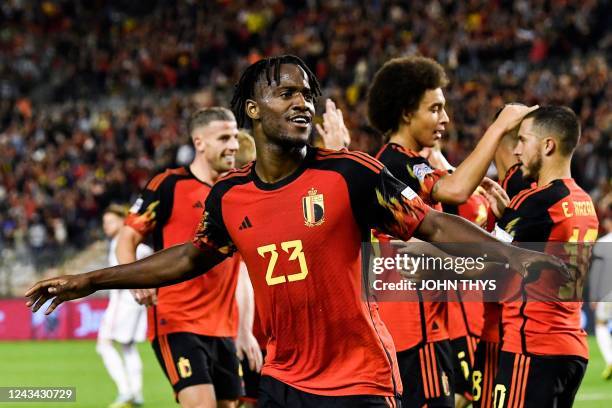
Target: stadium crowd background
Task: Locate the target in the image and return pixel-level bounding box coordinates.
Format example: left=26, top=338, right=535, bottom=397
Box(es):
left=0, top=0, right=610, bottom=275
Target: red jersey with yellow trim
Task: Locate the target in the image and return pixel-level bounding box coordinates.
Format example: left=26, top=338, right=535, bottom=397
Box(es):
left=125, top=166, right=240, bottom=340
left=374, top=142, right=448, bottom=350
left=496, top=178, right=598, bottom=358
left=192, top=146, right=431, bottom=396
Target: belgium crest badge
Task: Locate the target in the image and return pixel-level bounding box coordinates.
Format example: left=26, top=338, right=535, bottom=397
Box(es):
left=302, top=188, right=325, bottom=227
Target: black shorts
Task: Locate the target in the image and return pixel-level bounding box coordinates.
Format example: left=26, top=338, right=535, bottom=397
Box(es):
left=151, top=332, right=242, bottom=400
left=240, top=349, right=267, bottom=404
left=450, top=335, right=479, bottom=400
left=397, top=340, right=454, bottom=408
left=471, top=340, right=500, bottom=408
left=258, top=375, right=401, bottom=408
left=492, top=351, right=587, bottom=408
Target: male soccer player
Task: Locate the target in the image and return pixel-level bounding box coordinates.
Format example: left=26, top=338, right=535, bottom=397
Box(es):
left=116, top=107, right=260, bottom=408
left=367, top=56, right=528, bottom=408
left=471, top=110, right=532, bottom=408
left=27, top=55, right=562, bottom=408
left=97, top=204, right=153, bottom=408
left=491, top=106, right=599, bottom=407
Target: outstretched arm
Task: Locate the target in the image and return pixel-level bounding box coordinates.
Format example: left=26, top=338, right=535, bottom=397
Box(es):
left=431, top=104, right=537, bottom=204
left=414, top=210, right=565, bottom=276
left=26, top=242, right=225, bottom=314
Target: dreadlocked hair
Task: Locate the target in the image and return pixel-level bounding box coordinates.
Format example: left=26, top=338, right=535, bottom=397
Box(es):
left=230, top=55, right=322, bottom=128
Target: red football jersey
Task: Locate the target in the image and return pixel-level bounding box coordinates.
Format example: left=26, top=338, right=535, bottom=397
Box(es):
left=192, top=147, right=431, bottom=396
left=125, top=167, right=240, bottom=340
left=374, top=143, right=449, bottom=350
left=443, top=192, right=491, bottom=340
left=482, top=164, right=535, bottom=344
left=497, top=179, right=599, bottom=358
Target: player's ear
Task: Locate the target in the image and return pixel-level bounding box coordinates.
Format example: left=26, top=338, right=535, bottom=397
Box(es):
left=401, top=109, right=412, bottom=125
left=246, top=99, right=260, bottom=121
left=191, top=130, right=203, bottom=151
left=543, top=137, right=556, bottom=156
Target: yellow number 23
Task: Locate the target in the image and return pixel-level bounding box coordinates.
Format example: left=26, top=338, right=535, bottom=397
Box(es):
left=257, top=240, right=309, bottom=286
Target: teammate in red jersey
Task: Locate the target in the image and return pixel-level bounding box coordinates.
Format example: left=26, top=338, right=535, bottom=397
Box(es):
left=491, top=106, right=599, bottom=407
left=26, top=55, right=562, bottom=408
left=116, top=107, right=261, bottom=407
left=367, top=56, right=525, bottom=408
left=471, top=110, right=531, bottom=408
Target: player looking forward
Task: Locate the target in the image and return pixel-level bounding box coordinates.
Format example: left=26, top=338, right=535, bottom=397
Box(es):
left=27, top=55, right=563, bottom=408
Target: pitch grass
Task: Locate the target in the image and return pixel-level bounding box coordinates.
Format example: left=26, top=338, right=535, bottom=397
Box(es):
left=0, top=338, right=610, bottom=407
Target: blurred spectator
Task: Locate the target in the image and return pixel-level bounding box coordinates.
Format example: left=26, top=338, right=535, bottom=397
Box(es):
left=0, top=0, right=610, bottom=268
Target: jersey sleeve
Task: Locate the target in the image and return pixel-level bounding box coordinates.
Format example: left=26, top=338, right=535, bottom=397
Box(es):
left=384, top=152, right=447, bottom=204
left=124, top=172, right=171, bottom=236
left=191, top=184, right=237, bottom=257
left=350, top=163, right=431, bottom=241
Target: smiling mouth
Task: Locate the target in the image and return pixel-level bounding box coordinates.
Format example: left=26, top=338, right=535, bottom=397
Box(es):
left=288, top=115, right=312, bottom=127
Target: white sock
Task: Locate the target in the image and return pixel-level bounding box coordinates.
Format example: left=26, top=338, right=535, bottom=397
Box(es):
left=122, top=343, right=143, bottom=402
left=96, top=340, right=132, bottom=399
left=595, top=323, right=612, bottom=365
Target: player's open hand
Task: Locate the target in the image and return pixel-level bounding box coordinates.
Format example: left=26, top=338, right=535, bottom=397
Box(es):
left=480, top=177, right=509, bottom=218
left=236, top=330, right=263, bottom=372
left=494, top=103, right=539, bottom=133
left=25, top=274, right=94, bottom=315
left=130, top=288, right=157, bottom=306
left=315, top=98, right=350, bottom=150
left=508, top=247, right=569, bottom=280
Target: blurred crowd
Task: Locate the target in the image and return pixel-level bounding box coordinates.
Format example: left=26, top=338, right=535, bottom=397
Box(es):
left=0, top=0, right=610, bottom=269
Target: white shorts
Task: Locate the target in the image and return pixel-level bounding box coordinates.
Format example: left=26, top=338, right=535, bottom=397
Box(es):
left=596, top=302, right=612, bottom=322
left=98, top=290, right=147, bottom=343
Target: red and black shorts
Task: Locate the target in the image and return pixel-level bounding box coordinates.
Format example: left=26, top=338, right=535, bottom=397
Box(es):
left=450, top=335, right=479, bottom=401
left=471, top=340, right=500, bottom=408
left=239, top=349, right=266, bottom=405
left=258, top=375, right=400, bottom=408
left=491, top=351, right=587, bottom=408
left=151, top=332, right=242, bottom=400
left=396, top=340, right=455, bottom=408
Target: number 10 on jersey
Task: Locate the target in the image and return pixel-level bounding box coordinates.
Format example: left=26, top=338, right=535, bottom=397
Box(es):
left=257, top=240, right=309, bottom=286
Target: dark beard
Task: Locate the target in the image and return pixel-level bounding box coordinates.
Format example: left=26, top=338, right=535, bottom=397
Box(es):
left=524, top=151, right=542, bottom=180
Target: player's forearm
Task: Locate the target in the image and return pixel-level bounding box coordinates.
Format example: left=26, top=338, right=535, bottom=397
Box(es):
left=86, top=243, right=216, bottom=290
left=416, top=210, right=514, bottom=263
left=236, top=263, right=255, bottom=332
left=433, top=123, right=505, bottom=204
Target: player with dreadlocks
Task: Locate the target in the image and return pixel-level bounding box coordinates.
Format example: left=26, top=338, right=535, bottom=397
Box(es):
left=26, top=55, right=565, bottom=408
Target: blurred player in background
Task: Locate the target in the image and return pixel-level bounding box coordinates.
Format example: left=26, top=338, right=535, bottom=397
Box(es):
left=367, top=56, right=526, bottom=408
left=116, top=107, right=261, bottom=408
left=492, top=106, right=599, bottom=407
left=97, top=204, right=153, bottom=408
left=589, top=205, right=612, bottom=379
left=236, top=131, right=256, bottom=168
left=27, top=55, right=563, bottom=408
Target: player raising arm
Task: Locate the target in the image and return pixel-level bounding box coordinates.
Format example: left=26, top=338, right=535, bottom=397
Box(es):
left=27, top=55, right=563, bottom=408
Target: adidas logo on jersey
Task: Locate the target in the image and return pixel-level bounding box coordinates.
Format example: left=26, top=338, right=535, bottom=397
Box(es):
left=238, top=216, right=253, bottom=230
left=192, top=200, right=204, bottom=209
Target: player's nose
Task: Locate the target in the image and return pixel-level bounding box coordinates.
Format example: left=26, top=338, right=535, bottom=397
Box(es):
left=227, top=136, right=239, bottom=151
left=440, top=109, right=449, bottom=124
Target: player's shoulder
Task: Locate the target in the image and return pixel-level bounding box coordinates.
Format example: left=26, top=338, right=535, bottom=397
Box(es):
left=376, top=143, right=424, bottom=164
left=312, top=147, right=385, bottom=174
left=208, top=162, right=255, bottom=200
left=216, top=161, right=255, bottom=185
left=145, top=166, right=190, bottom=191
left=508, top=179, right=571, bottom=213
